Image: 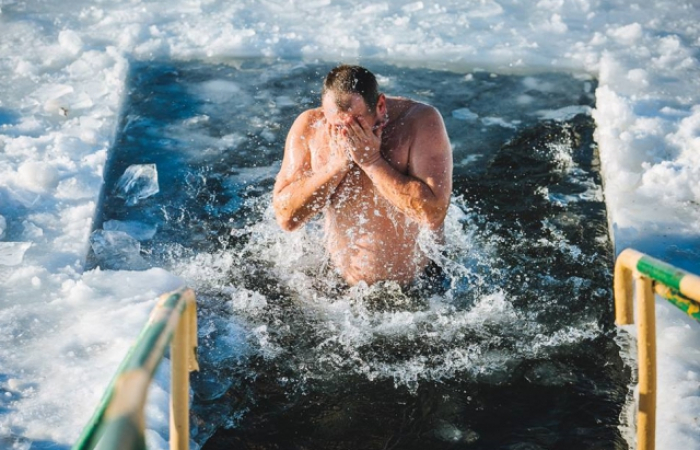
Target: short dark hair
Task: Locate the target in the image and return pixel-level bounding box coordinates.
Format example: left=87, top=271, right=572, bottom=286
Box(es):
left=322, top=65, right=380, bottom=111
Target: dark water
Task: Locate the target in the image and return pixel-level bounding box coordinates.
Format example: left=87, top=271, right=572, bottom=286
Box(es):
left=90, top=59, right=630, bottom=450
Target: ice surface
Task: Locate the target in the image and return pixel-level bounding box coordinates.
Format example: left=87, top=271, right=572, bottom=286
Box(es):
left=115, top=163, right=160, bottom=206
left=0, top=0, right=699, bottom=448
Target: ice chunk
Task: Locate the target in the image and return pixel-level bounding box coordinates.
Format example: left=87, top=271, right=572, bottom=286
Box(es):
left=536, top=105, right=592, bottom=121
left=22, top=221, right=43, bottom=240
left=115, top=164, right=159, bottom=206
left=451, top=108, right=479, bottom=121
left=58, top=29, right=84, bottom=55
left=607, top=22, right=643, bottom=45
left=182, top=115, right=210, bottom=127
left=300, top=0, right=331, bottom=8
left=192, top=80, right=241, bottom=104
left=481, top=116, right=518, bottom=129
left=0, top=215, right=5, bottom=240
left=402, top=2, right=424, bottom=13
left=0, top=242, right=31, bottom=266
left=90, top=230, right=148, bottom=270
left=33, top=83, right=74, bottom=103
left=274, top=96, right=296, bottom=107
left=56, top=177, right=99, bottom=199
left=17, top=161, right=60, bottom=193
left=103, top=219, right=157, bottom=241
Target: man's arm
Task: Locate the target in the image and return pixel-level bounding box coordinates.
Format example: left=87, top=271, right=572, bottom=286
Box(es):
left=273, top=111, right=353, bottom=231
left=345, top=105, right=452, bottom=230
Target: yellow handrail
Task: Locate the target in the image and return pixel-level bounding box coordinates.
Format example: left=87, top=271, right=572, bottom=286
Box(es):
left=614, top=248, right=700, bottom=450
left=72, top=287, right=199, bottom=450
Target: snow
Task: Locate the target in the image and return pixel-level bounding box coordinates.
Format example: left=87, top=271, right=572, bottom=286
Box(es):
left=1, top=0, right=700, bottom=448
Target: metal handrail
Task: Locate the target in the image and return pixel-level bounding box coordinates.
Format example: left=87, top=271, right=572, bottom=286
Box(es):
left=614, top=248, right=700, bottom=450
left=72, top=287, right=199, bottom=450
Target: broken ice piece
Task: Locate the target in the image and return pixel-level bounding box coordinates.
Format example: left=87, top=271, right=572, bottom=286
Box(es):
left=115, top=164, right=159, bottom=206
left=0, top=242, right=31, bottom=266
left=103, top=219, right=157, bottom=241
left=451, top=108, right=479, bottom=121
left=90, top=230, right=148, bottom=270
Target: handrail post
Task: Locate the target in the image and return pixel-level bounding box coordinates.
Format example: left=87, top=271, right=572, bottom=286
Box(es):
left=614, top=249, right=639, bottom=326
left=170, top=292, right=197, bottom=450
left=636, top=275, right=656, bottom=450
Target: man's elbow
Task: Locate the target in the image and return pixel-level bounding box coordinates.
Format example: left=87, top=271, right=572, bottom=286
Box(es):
left=272, top=197, right=298, bottom=232
left=274, top=207, right=302, bottom=232
left=421, top=202, right=449, bottom=230
left=425, top=210, right=448, bottom=231
left=277, top=216, right=302, bottom=232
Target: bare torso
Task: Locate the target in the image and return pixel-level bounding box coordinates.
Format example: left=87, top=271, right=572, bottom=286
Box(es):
left=305, top=98, right=429, bottom=285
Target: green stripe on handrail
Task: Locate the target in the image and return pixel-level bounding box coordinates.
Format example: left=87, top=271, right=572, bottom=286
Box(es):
left=124, top=321, right=169, bottom=372
left=656, top=287, right=700, bottom=323
left=637, top=255, right=688, bottom=291
left=72, top=320, right=152, bottom=450
left=123, top=292, right=187, bottom=372
left=97, top=415, right=147, bottom=450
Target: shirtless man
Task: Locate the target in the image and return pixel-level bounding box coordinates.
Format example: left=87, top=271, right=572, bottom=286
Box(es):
left=273, top=65, right=452, bottom=286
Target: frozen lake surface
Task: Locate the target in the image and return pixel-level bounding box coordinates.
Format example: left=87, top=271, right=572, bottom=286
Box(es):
left=2, top=1, right=700, bottom=448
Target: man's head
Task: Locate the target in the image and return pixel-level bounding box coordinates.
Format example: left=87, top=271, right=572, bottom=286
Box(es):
left=321, top=65, right=386, bottom=128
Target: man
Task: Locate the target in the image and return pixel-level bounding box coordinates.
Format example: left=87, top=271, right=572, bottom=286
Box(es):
left=273, top=65, right=452, bottom=286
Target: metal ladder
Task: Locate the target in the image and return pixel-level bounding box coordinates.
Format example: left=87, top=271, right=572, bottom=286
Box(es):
left=615, top=248, right=700, bottom=450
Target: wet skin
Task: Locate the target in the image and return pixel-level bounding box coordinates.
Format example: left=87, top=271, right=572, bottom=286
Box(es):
left=273, top=92, right=452, bottom=286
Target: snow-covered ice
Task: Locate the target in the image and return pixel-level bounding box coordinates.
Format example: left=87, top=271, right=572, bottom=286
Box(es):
left=0, top=241, right=31, bottom=266
left=1, top=0, right=700, bottom=448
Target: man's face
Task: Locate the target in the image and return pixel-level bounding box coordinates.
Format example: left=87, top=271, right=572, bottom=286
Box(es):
left=322, top=91, right=381, bottom=130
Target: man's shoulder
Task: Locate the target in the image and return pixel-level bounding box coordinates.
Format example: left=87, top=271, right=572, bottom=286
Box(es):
left=410, top=101, right=441, bottom=120
left=294, top=107, right=324, bottom=128
left=399, top=101, right=448, bottom=152
left=390, top=97, right=441, bottom=123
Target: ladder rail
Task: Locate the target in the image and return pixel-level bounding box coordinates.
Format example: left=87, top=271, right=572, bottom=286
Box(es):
left=72, top=287, right=198, bottom=450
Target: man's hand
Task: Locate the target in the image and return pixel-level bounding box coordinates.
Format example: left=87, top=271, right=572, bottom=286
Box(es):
left=326, top=122, right=354, bottom=171
left=341, top=116, right=383, bottom=167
